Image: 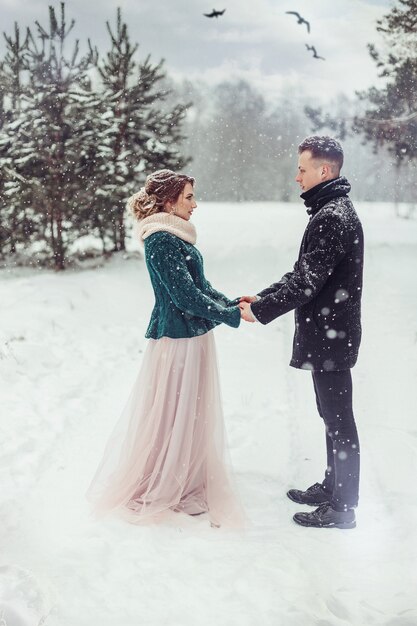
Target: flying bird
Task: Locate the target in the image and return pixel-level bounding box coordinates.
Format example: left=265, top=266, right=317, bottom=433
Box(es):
left=305, top=44, right=325, bottom=60
left=285, top=11, right=310, bottom=33
left=204, top=9, right=226, bottom=18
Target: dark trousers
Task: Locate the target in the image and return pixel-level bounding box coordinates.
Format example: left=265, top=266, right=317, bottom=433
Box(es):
left=312, top=370, right=360, bottom=511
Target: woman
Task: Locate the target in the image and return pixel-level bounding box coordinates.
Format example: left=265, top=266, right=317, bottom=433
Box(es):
left=86, top=169, right=244, bottom=528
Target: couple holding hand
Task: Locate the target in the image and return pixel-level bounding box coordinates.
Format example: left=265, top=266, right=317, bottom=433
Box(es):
left=86, top=135, right=363, bottom=531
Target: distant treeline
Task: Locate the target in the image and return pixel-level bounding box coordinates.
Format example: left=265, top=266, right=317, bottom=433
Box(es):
left=174, top=0, right=417, bottom=210
left=175, top=79, right=417, bottom=207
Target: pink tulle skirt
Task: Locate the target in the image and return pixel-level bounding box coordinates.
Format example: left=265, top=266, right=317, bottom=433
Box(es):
left=86, top=330, right=244, bottom=528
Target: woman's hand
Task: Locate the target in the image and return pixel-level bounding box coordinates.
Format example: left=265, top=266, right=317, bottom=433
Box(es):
left=239, top=301, right=256, bottom=322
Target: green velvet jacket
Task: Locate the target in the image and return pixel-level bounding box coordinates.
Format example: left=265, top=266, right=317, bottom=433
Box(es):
left=144, top=231, right=241, bottom=339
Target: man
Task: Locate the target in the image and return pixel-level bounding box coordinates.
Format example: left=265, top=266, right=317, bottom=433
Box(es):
left=240, top=135, right=363, bottom=529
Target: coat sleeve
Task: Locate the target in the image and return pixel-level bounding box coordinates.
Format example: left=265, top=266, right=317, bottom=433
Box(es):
left=251, top=211, right=347, bottom=325
left=149, top=237, right=241, bottom=328
left=256, top=265, right=298, bottom=299
left=204, top=280, right=235, bottom=307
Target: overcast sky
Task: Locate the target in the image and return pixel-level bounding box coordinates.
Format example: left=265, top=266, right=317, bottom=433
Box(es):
left=0, top=0, right=392, bottom=102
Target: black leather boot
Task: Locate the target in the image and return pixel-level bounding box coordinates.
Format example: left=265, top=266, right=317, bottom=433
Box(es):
left=287, top=482, right=331, bottom=506
left=293, top=502, right=356, bottom=529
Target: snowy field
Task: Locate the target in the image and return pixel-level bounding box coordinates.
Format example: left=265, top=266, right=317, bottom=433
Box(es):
left=1, top=201, right=416, bottom=626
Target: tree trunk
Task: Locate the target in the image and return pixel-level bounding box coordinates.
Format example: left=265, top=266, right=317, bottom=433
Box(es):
left=117, top=210, right=126, bottom=251
left=9, top=215, right=17, bottom=254
left=99, top=224, right=107, bottom=253
left=112, top=222, right=119, bottom=252
left=394, top=162, right=401, bottom=217
left=52, top=208, right=65, bottom=270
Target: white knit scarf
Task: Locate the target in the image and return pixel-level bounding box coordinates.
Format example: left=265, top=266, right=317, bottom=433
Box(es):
left=137, top=212, right=197, bottom=245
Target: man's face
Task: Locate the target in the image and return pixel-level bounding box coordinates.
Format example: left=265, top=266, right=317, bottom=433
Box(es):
left=295, top=150, right=326, bottom=192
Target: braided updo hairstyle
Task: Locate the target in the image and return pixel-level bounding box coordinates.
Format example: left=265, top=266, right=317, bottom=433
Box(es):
left=127, top=169, right=195, bottom=220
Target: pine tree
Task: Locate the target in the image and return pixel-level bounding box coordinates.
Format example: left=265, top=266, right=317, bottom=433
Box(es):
left=92, top=8, right=190, bottom=252
left=0, top=4, right=99, bottom=268
left=0, top=23, right=33, bottom=257
left=354, top=0, right=417, bottom=163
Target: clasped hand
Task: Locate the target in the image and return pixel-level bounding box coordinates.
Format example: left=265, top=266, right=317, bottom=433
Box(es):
left=238, top=296, right=257, bottom=323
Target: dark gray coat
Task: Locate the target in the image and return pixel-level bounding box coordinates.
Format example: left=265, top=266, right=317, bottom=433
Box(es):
left=251, top=177, right=364, bottom=372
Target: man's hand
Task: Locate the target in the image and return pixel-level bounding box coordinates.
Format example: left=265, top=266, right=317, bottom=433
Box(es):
left=239, top=295, right=258, bottom=303
left=239, top=301, right=256, bottom=323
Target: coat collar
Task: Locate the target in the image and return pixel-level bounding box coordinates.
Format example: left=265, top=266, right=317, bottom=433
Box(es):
left=137, top=212, right=197, bottom=245
left=301, top=177, right=351, bottom=215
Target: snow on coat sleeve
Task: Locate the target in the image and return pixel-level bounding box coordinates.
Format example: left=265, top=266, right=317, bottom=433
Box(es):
left=149, top=238, right=241, bottom=328
left=256, top=266, right=297, bottom=299
left=251, top=210, right=347, bottom=325
left=204, top=280, right=234, bottom=306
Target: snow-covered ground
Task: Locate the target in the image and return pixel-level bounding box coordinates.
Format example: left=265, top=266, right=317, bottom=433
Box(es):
left=1, top=202, right=416, bottom=626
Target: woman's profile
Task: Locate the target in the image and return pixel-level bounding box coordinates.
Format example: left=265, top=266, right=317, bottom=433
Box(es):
left=86, top=169, right=244, bottom=528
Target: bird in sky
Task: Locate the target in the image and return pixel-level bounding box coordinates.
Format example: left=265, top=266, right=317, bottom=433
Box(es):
left=305, top=44, right=325, bottom=60
left=285, top=11, right=310, bottom=33
left=204, top=9, right=226, bottom=18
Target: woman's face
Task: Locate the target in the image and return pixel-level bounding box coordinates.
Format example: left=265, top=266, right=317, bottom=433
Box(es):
left=166, top=182, right=197, bottom=221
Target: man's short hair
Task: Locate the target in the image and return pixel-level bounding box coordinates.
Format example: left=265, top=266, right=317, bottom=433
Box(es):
left=298, top=135, right=344, bottom=173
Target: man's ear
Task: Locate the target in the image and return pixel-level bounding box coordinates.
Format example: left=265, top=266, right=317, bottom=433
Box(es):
left=322, top=163, right=331, bottom=179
